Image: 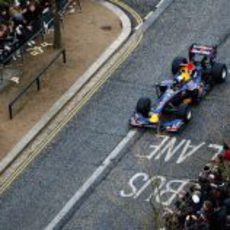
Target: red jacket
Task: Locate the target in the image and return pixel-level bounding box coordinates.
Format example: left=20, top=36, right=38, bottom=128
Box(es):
left=223, top=149, right=230, bottom=161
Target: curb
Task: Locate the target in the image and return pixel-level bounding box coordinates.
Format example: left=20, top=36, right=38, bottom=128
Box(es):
left=0, top=1, right=131, bottom=174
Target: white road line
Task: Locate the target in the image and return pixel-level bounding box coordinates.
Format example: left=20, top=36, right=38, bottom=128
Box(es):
left=156, top=0, right=165, bottom=8
left=44, top=130, right=137, bottom=230
left=209, top=144, right=223, bottom=160
left=135, top=22, right=143, bottom=31
left=144, top=11, right=153, bottom=21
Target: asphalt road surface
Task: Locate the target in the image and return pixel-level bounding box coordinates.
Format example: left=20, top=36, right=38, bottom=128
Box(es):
left=122, top=0, right=160, bottom=17
left=0, top=0, right=230, bottom=229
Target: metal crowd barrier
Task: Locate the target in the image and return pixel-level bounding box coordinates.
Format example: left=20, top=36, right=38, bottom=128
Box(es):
left=8, top=49, right=66, bottom=119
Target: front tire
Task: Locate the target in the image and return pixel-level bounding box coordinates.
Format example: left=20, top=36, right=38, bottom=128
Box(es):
left=136, top=97, right=151, bottom=117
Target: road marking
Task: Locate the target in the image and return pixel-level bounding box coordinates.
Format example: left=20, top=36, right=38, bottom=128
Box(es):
left=134, top=22, right=143, bottom=31
left=120, top=172, right=188, bottom=206
left=120, top=137, right=224, bottom=204
left=209, top=143, right=223, bottom=159
left=144, top=11, right=153, bottom=21
left=136, top=135, right=206, bottom=164
left=156, top=0, right=165, bottom=8
left=110, top=0, right=143, bottom=25
left=44, top=130, right=137, bottom=230
left=0, top=34, right=143, bottom=195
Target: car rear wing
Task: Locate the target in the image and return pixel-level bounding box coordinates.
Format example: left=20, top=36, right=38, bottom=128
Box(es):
left=190, top=44, right=217, bottom=55
left=189, top=44, right=217, bottom=61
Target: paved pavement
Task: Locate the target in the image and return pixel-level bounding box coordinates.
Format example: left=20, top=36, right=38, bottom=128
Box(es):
left=0, top=0, right=230, bottom=229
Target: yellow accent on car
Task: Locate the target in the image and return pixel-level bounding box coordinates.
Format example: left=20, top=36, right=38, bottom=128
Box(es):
left=181, top=71, right=191, bottom=81
left=180, top=65, right=191, bottom=82
left=149, top=113, right=160, bottom=123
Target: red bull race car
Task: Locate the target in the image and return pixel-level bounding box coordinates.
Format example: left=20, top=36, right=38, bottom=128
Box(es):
left=130, top=44, right=228, bottom=132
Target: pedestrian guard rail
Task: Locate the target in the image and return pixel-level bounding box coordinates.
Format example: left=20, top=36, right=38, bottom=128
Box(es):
left=8, top=49, right=66, bottom=119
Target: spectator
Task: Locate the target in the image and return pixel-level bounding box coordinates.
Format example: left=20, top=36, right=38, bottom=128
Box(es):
left=0, top=24, right=12, bottom=54
left=222, top=143, right=230, bottom=161
left=0, top=2, right=10, bottom=25
left=10, top=3, right=25, bottom=25
left=167, top=148, right=230, bottom=230
left=23, top=1, right=41, bottom=33
left=0, top=0, right=72, bottom=63
left=39, top=0, right=51, bottom=10
left=197, top=200, right=216, bottom=230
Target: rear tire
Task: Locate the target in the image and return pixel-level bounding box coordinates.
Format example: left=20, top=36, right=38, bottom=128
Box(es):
left=171, top=56, right=188, bottom=75
left=211, top=63, right=228, bottom=83
left=136, top=97, right=151, bottom=117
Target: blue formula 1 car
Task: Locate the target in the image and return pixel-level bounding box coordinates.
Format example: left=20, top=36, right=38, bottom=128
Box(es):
left=130, top=44, right=228, bottom=132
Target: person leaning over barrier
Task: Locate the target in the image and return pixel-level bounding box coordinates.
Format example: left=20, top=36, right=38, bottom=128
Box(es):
left=222, top=143, right=230, bottom=161
left=212, top=143, right=230, bottom=166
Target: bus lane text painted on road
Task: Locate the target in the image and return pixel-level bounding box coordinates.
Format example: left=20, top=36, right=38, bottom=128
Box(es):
left=120, top=135, right=223, bottom=206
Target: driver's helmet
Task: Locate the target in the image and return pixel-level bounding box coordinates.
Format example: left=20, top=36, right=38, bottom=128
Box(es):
left=178, top=63, right=196, bottom=81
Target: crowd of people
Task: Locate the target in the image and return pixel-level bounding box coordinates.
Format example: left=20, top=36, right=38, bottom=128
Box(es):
left=0, top=0, right=73, bottom=63
left=163, top=143, right=230, bottom=230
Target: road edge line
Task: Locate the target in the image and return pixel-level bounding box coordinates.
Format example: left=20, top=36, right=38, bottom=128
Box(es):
left=143, top=0, right=175, bottom=32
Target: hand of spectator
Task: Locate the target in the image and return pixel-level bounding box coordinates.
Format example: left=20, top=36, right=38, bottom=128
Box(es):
left=16, top=26, right=22, bottom=35
left=27, top=25, right=32, bottom=31
left=4, top=45, right=11, bottom=51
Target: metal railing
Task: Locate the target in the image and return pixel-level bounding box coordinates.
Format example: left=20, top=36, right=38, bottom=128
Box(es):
left=8, top=48, right=66, bottom=119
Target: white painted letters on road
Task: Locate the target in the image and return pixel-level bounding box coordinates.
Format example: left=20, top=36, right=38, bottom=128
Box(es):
left=155, top=179, right=188, bottom=206
left=155, top=137, right=186, bottom=162
left=176, top=140, right=205, bottom=164
left=120, top=172, right=188, bottom=206
left=120, top=172, right=149, bottom=198
left=146, top=136, right=170, bottom=159
left=134, top=175, right=166, bottom=199
left=137, top=135, right=206, bottom=164
left=120, top=135, right=223, bottom=206
left=209, top=144, right=223, bottom=159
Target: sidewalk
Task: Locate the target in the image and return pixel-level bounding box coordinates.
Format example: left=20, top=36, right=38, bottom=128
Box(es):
left=0, top=0, right=121, bottom=160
